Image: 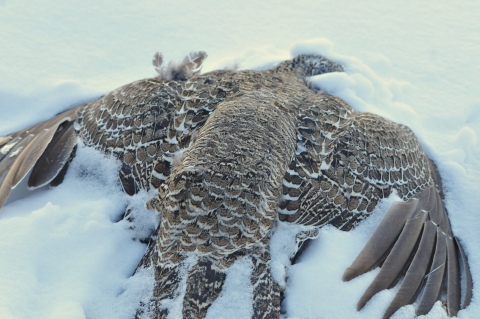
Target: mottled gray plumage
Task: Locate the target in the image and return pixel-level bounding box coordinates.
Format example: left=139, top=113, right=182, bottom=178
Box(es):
left=0, top=52, right=472, bottom=319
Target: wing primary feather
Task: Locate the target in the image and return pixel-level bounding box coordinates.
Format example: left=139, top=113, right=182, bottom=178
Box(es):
left=429, top=159, right=445, bottom=200
left=0, top=107, right=80, bottom=209
left=28, top=121, right=77, bottom=189
left=0, top=136, right=22, bottom=162
left=342, top=199, right=419, bottom=282
left=438, top=201, right=453, bottom=237
left=416, top=228, right=447, bottom=316
left=383, top=220, right=437, bottom=319
left=49, top=146, right=76, bottom=187
left=429, top=190, right=451, bottom=236
left=0, top=137, right=30, bottom=177
left=0, top=136, right=12, bottom=148
left=0, top=135, right=35, bottom=209
left=416, top=186, right=436, bottom=214
left=455, top=237, right=473, bottom=309
left=10, top=127, right=58, bottom=187
left=446, top=236, right=461, bottom=316
left=356, top=210, right=427, bottom=311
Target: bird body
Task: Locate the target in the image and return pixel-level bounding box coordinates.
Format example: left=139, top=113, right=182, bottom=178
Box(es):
left=0, top=52, right=472, bottom=318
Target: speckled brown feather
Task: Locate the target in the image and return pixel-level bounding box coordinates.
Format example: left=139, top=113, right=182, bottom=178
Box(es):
left=0, top=53, right=472, bottom=319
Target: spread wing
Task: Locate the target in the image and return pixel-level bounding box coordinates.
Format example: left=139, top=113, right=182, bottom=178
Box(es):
left=76, top=68, right=236, bottom=196
left=280, top=94, right=472, bottom=317
left=0, top=51, right=239, bottom=212
left=0, top=106, right=80, bottom=210
left=343, top=174, right=472, bottom=318
left=0, top=52, right=215, bottom=211
left=0, top=76, right=180, bottom=211
left=279, top=94, right=431, bottom=229
left=76, top=77, right=182, bottom=194
left=0, top=76, right=191, bottom=208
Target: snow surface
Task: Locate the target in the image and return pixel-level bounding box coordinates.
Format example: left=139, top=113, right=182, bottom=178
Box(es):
left=0, top=1, right=479, bottom=319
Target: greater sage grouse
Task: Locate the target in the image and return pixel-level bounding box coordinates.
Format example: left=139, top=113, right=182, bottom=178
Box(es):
left=0, top=52, right=472, bottom=319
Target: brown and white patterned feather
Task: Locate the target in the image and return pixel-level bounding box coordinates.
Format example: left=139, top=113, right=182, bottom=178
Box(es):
left=0, top=52, right=472, bottom=319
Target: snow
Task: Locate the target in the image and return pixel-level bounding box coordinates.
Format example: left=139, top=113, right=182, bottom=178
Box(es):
left=205, top=257, right=254, bottom=319
left=0, top=146, right=158, bottom=319
left=1, top=1, right=479, bottom=319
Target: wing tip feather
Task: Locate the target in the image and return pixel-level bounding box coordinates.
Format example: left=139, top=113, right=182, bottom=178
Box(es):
left=347, top=184, right=473, bottom=318
left=0, top=109, right=80, bottom=212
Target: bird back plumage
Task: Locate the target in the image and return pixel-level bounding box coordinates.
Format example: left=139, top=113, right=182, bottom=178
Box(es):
left=0, top=52, right=472, bottom=319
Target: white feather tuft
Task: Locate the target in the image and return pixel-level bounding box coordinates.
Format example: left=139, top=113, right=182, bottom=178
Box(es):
left=152, top=51, right=208, bottom=81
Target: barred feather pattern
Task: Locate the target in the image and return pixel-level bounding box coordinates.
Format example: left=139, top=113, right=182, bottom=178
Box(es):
left=70, top=53, right=436, bottom=318
left=278, top=98, right=433, bottom=230
left=0, top=50, right=472, bottom=318
left=76, top=70, right=236, bottom=193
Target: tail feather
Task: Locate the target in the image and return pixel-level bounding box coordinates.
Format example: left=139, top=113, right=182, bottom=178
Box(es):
left=135, top=264, right=182, bottom=319
left=251, top=262, right=280, bottom=319
left=183, top=259, right=226, bottom=319
left=138, top=258, right=227, bottom=319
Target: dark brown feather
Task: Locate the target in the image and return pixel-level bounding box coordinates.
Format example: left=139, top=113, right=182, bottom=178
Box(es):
left=28, top=121, right=77, bottom=189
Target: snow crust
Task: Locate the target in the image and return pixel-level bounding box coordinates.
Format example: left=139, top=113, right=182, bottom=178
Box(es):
left=0, top=1, right=479, bottom=319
